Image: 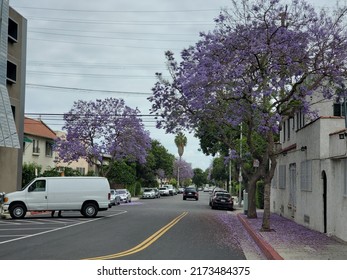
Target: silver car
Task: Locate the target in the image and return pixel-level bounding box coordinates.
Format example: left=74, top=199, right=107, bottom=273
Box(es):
left=142, top=188, right=156, bottom=199
left=110, top=189, right=120, bottom=206
left=116, top=189, right=131, bottom=203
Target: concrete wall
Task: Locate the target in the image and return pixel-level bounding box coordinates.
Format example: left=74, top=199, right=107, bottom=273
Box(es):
left=0, top=4, right=27, bottom=193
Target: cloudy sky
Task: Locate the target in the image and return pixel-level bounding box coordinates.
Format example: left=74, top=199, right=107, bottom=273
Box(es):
left=9, top=0, right=338, bottom=171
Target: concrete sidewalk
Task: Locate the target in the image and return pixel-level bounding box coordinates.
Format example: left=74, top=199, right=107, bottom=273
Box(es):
left=236, top=209, right=347, bottom=260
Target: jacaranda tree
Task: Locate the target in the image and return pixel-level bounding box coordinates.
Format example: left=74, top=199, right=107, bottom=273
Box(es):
left=55, top=98, right=151, bottom=176
left=149, top=0, right=347, bottom=230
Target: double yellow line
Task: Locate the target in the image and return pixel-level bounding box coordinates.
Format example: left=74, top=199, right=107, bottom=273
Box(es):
left=86, top=211, right=188, bottom=260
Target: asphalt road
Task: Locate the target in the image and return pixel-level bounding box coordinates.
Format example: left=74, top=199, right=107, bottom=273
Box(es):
left=0, top=192, right=264, bottom=260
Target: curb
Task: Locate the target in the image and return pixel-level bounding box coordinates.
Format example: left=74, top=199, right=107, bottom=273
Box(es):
left=237, top=213, right=284, bottom=260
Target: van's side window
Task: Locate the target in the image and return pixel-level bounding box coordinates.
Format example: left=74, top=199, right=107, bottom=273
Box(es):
left=29, top=180, right=46, bottom=192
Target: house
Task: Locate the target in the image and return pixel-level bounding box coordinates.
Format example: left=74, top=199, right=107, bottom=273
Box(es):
left=23, top=117, right=57, bottom=171
left=0, top=3, right=27, bottom=194
left=271, top=91, right=347, bottom=241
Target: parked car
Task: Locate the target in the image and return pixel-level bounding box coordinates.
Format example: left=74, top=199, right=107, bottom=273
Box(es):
left=116, top=189, right=131, bottom=203
left=177, top=187, right=184, bottom=194
left=142, top=188, right=156, bottom=199
left=110, top=189, right=120, bottom=206
left=153, top=188, right=160, bottom=198
left=164, top=184, right=176, bottom=196
left=183, top=187, right=199, bottom=201
left=209, top=187, right=228, bottom=206
left=159, top=186, right=170, bottom=196
left=210, top=192, right=234, bottom=210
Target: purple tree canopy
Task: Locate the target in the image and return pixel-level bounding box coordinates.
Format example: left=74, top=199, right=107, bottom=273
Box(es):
left=55, top=98, right=151, bottom=175
left=173, top=158, right=194, bottom=181
left=149, top=0, right=347, bottom=136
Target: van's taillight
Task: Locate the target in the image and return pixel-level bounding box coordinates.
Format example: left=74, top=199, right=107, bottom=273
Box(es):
left=108, top=193, right=111, bottom=200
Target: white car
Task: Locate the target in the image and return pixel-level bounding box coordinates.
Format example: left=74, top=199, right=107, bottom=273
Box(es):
left=116, top=189, right=131, bottom=203
left=159, top=186, right=170, bottom=196
left=142, top=188, right=156, bottom=199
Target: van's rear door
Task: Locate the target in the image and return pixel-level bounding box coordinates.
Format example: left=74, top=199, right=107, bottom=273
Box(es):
left=25, top=179, right=48, bottom=211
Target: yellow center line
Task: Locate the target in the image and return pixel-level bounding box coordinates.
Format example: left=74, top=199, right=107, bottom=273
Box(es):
left=85, top=211, right=188, bottom=260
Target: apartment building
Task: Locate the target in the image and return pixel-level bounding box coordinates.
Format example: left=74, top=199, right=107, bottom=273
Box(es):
left=0, top=1, right=27, bottom=193
left=271, top=90, right=347, bottom=241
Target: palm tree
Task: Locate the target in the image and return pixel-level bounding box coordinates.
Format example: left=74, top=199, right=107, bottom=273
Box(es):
left=174, top=132, right=187, bottom=188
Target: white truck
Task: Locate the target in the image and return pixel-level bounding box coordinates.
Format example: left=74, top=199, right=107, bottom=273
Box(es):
left=1, top=177, right=111, bottom=219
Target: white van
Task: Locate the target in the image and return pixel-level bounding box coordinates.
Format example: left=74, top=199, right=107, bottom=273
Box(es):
left=1, top=177, right=111, bottom=219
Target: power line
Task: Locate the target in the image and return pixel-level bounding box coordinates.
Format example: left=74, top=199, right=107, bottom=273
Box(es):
left=27, top=36, right=183, bottom=51
left=14, top=6, right=224, bottom=14
left=29, top=30, right=195, bottom=43
left=28, top=16, right=214, bottom=26
left=26, top=84, right=153, bottom=95
left=27, top=70, right=166, bottom=79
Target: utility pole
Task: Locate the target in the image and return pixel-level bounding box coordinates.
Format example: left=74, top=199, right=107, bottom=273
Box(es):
left=238, top=124, right=243, bottom=207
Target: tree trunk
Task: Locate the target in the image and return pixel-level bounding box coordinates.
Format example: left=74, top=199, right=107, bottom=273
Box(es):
left=247, top=176, right=258, bottom=218
left=261, top=132, right=277, bottom=231
left=261, top=181, right=271, bottom=230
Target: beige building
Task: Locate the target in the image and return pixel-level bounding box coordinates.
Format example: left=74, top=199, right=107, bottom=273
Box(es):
left=23, top=117, right=57, bottom=172
left=0, top=2, right=27, bottom=193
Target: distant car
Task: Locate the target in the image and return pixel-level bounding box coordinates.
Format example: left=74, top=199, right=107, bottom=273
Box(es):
left=210, top=192, right=234, bottom=210
left=159, top=186, right=170, bottom=196
left=153, top=188, right=160, bottom=198
left=110, top=189, right=120, bottom=206
left=142, top=188, right=156, bottom=199
left=177, top=187, right=184, bottom=194
left=116, top=189, right=131, bottom=203
left=164, top=184, right=175, bottom=196
left=183, top=187, right=199, bottom=201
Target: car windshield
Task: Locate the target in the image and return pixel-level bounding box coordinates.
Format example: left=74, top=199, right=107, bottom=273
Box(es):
left=159, top=187, right=167, bottom=190
left=144, top=189, right=153, bottom=192
left=185, top=188, right=196, bottom=192
left=117, top=190, right=126, bottom=194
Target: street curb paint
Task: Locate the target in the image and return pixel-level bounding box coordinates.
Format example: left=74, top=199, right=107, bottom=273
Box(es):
left=237, top=213, right=283, bottom=260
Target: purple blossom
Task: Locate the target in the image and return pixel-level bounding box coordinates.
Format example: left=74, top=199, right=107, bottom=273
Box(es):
left=55, top=98, right=151, bottom=175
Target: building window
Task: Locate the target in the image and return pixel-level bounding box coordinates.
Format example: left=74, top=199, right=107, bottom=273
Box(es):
left=32, top=139, right=40, bottom=154
left=279, top=165, right=286, bottom=189
left=300, top=160, right=312, bottom=191
left=282, top=121, right=286, bottom=143
left=7, top=60, right=17, bottom=84
left=45, top=141, right=53, bottom=157
left=76, top=167, right=86, bottom=175
left=296, top=111, right=305, bottom=130
left=287, top=119, right=291, bottom=140
left=333, top=102, right=346, bottom=117
left=8, top=18, right=18, bottom=43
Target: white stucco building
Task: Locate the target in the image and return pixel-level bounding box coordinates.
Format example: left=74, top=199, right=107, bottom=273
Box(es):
left=271, top=91, right=347, bottom=241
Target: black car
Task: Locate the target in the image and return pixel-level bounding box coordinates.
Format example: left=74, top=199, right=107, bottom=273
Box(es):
left=183, top=187, right=199, bottom=201
left=210, top=192, right=233, bottom=210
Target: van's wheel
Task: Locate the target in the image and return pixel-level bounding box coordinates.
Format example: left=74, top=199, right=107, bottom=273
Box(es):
left=9, top=204, right=27, bottom=219
left=82, top=203, right=98, bottom=218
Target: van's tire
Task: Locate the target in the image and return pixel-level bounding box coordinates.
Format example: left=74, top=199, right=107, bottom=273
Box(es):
left=9, top=203, right=27, bottom=219
left=81, top=202, right=98, bottom=218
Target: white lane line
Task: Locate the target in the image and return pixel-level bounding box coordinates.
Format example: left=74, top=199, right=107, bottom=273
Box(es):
left=0, top=235, right=26, bottom=237
left=0, top=210, right=127, bottom=245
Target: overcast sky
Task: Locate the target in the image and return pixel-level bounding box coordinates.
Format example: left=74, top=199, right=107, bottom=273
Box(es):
left=9, top=0, right=340, bottom=171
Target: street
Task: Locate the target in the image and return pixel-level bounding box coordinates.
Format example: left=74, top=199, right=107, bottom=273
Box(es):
left=0, top=192, right=264, bottom=260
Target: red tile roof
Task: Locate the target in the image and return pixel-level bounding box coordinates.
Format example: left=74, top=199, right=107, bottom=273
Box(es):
left=24, top=117, right=57, bottom=140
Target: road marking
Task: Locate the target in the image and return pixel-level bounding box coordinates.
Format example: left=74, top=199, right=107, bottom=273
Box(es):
left=85, top=211, right=188, bottom=260
left=0, top=210, right=127, bottom=245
